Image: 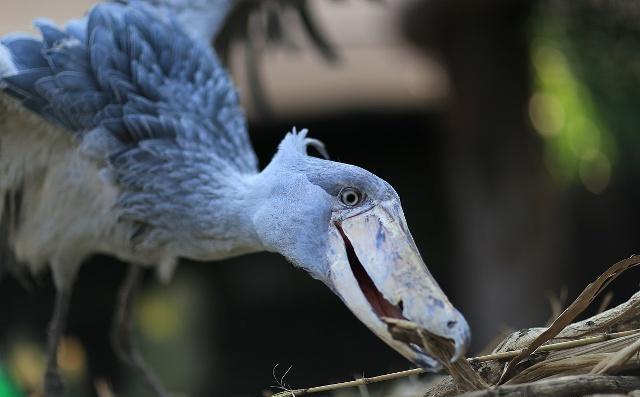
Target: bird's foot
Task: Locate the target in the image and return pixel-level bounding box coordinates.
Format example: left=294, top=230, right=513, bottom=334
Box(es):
left=113, top=336, right=171, bottom=397
left=43, top=367, right=64, bottom=397
left=44, top=288, right=72, bottom=397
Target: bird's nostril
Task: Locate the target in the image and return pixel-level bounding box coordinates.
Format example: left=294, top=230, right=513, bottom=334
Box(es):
left=447, top=320, right=457, bottom=329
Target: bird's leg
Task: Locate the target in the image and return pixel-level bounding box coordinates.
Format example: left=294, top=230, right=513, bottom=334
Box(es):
left=111, top=265, right=169, bottom=397
left=44, top=288, right=71, bottom=397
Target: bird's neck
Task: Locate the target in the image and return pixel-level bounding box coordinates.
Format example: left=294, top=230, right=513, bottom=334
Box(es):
left=184, top=170, right=267, bottom=261
left=175, top=157, right=302, bottom=263
left=193, top=140, right=330, bottom=263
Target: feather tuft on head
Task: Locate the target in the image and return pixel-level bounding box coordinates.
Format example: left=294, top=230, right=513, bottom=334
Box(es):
left=278, top=127, right=329, bottom=160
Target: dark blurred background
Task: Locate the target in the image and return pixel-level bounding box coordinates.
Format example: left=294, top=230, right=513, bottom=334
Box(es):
left=1, top=0, right=639, bottom=396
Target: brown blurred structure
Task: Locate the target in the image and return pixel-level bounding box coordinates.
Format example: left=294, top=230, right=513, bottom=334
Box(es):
left=402, top=0, right=568, bottom=345
left=0, top=0, right=447, bottom=120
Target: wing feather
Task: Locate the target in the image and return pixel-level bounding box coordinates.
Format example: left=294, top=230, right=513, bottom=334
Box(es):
left=0, top=2, right=258, bottom=248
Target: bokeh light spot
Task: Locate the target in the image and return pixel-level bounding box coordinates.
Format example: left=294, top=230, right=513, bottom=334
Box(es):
left=138, top=290, right=181, bottom=343
left=8, top=340, right=44, bottom=392
left=58, top=337, right=87, bottom=380
left=529, top=92, right=565, bottom=136
left=579, top=151, right=611, bottom=194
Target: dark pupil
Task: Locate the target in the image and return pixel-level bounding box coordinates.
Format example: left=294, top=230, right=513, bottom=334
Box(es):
left=344, top=191, right=358, bottom=204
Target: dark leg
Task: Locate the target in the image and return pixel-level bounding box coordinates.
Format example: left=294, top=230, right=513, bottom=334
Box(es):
left=111, top=265, right=169, bottom=397
left=44, top=288, right=71, bottom=397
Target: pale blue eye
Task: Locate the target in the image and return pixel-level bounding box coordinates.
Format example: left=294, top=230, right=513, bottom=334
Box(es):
left=339, top=187, right=362, bottom=206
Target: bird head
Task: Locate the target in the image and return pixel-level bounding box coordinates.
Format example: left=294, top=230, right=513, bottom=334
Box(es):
left=252, top=130, right=470, bottom=369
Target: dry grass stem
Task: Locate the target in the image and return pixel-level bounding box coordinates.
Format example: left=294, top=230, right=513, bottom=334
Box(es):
left=597, top=291, right=615, bottom=314
left=498, top=255, right=640, bottom=383
left=269, top=368, right=425, bottom=397
left=545, top=286, right=567, bottom=326
left=504, top=333, right=640, bottom=384
left=591, top=336, right=640, bottom=375
left=268, top=329, right=639, bottom=397
left=415, top=328, right=489, bottom=391
left=470, top=330, right=640, bottom=363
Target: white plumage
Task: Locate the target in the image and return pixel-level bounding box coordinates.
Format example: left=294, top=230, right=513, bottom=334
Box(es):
left=0, top=85, right=171, bottom=287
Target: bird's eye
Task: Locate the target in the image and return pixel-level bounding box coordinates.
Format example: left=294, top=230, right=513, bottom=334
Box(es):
left=339, top=187, right=362, bottom=207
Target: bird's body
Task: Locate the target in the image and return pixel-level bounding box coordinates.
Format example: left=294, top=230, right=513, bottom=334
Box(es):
left=0, top=2, right=470, bottom=396
left=0, top=4, right=261, bottom=286
left=0, top=95, right=160, bottom=282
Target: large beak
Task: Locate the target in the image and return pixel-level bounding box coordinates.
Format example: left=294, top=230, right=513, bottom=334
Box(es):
left=328, top=200, right=470, bottom=369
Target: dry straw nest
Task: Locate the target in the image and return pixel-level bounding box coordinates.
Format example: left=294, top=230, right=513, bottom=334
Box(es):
left=270, top=256, right=640, bottom=397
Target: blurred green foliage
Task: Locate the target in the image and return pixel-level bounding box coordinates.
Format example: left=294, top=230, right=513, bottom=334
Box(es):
left=0, top=364, right=21, bottom=397
left=531, top=1, right=640, bottom=192
left=530, top=14, right=616, bottom=193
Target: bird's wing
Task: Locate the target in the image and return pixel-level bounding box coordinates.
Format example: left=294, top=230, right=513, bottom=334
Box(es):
left=124, top=0, right=235, bottom=43
left=0, top=2, right=258, bottom=248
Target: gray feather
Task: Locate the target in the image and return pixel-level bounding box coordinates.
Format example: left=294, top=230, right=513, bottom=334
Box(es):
left=0, top=2, right=258, bottom=247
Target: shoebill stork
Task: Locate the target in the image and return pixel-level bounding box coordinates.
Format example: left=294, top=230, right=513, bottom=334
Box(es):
left=0, top=2, right=470, bottom=396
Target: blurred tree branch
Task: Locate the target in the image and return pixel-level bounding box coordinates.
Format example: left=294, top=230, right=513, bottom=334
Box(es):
left=215, top=0, right=356, bottom=118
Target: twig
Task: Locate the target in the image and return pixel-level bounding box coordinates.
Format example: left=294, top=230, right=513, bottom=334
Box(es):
left=269, top=329, right=639, bottom=397
left=456, top=374, right=640, bottom=397
left=269, top=368, right=425, bottom=397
